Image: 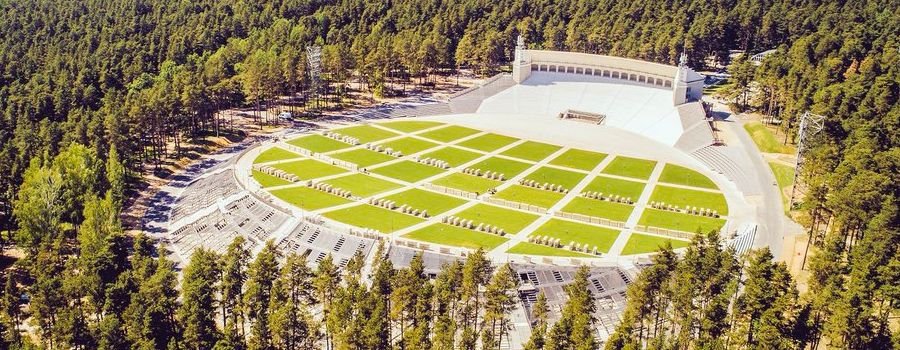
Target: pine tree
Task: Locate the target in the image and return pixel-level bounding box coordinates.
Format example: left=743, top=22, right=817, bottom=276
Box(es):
left=524, top=292, right=549, bottom=350
left=481, top=264, right=518, bottom=350
left=221, top=236, right=251, bottom=337
left=244, top=241, right=280, bottom=350
left=179, top=248, right=223, bottom=349
left=269, top=253, right=317, bottom=350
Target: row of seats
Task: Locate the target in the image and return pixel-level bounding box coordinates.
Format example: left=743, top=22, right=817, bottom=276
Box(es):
left=171, top=171, right=240, bottom=222
left=276, top=221, right=375, bottom=269
left=170, top=210, right=259, bottom=258
left=448, top=74, right=516, bottom=114
left=692, top=146, right=761, bottom=195
left=225, top=195, right=288, bottom=241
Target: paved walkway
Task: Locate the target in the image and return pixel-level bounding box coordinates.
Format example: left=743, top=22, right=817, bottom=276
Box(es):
left=606, top=162, right=665, bottom=256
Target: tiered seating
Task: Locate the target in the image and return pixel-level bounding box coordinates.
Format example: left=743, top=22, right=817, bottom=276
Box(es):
left=448, top=74, right=516, bottom=113
left=388, top=246, right=462, bottom=277
left=276, top=222, right=375, bottom=269
left=170, top=171, right=240, bottom=222
left=170, top=210, right=257, bottom=258
left=379, top=103, right=453, bottom=118
left=223, top=195, right=289, bottom=242
left=730, top=224, right=758, bottom=255
left=692, top=146, right=761, bottom=195
left=674, top=121, right=716, bottom=153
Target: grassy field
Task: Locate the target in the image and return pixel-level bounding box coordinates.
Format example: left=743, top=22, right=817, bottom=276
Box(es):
left=404, top=224, right=508, bottom=250
left=332, top=124, right=399, bottom=143
left=321, top=173, right=402, bottom=197
left=323, top=204, right=424, bottom=233
left=254, top=147, right=301, bottom=164
left=371, top=160, right=446, bottom=182
left=620, top=233, right=690, bottom=255
left=251, top=170, right=292, bottom=188
left=494, top=185, right=565, bottom=208
left=469, top=157, right=533, bottom=177
left=649, top=185, right=729, bottom=215
left=431, top=173, right=501, bottom=194
left=602, top=156, right=658, bottom=180
left=377, top=137, right=440, bottom=155
left=523, top=166, right=587, bottom=189
left=454, top=204, right=539, bottom=234
left=457, top=133, right=519, bottom=152
left=501, top=141, right=562, bottom=162
left=421, top=147, right=484, bottom=167
left=287, top=134, right=353, bottom=153
left=270, top=186, right=352, bottom=210
left=582, top=175, right=646, bottom=200
left=638, top=209, right=726, bottom=233
left=381, top=188, right=468, bottom=215
left=658, top=164, right=718, bottom=189
left=272, top=159, right=347, bottom=180
left=378, top=120, right=445, bottom=133
left=549, top=148, right=607, bottom=171
left=743, top=121, right=795, bottom=154
left=506, top=242, right=595, bottom=257
left=562, top=197, right=634, bottom=222
left=769, top=161, right=795, bottom=209
left=419, top=125, right=481, bottom=142
left=530, top=219, right=621, bottom=253
left=329, top=148, right=396, bottom=167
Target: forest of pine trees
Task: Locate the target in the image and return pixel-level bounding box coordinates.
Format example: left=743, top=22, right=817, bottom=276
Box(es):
left=0, top=0, right=897, bottom=349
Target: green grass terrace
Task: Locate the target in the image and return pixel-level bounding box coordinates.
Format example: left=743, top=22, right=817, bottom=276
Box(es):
left=456, top=133, right=519, bottom=152
left=529, top=219, right=621, bottom=253
left=404, top=224, right=508, bottom=250
left=287, top=134, right=353, bottom=153
left=321, top=173, right=402, bottom=197
left=453, top=204, right=539, bottom=234
left=253, top=147, right=301, bottom=164
left=380, top=188, right=468, bottom=215
left=271, top=159, right=347, bottom=180
left=323, top=204, right=424, bottom=233
left=332, top=124, right=399, bottom=143
left=549, top=148, right=607, bottom=171
left=378, top=120, right=445, bottom=133
left=270, top=186, right=352, bottom=211
left=371, top=160, right=446, bottom=183
left=601, top=156, right=657, bottom=180
left=620, top=233, right=690, bottom=255
left=500, top=141, right=562, bottom=162
left=430, top=173, right=501, bottom=194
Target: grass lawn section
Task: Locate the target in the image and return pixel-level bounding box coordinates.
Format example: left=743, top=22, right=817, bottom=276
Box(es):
left=321, top=174, right=402, bottom=197
left=254, top=147, right=301, bottom=164
left=378, top=137, right=440, bottom=155
left=501, top=141, right=562, bottom=162
left=272, top=159, right=347, bottom=180
left=378, top=120, right=445, bottom=133
left=530, top=219, right=620, bottom=253
left=469, top=157, right=533, bottom=177
left=602, top=156, right=656, bottom=180
left=404, top=224, right=507, bottom=250
left=549, top=149, right=607, bottom=171
left=620, top=233, right=690, bottom=255
left=382, top=189, right=467, bottom=215
left=562, top=197, right=634, bottom=222
left=323, top=205, right=423, bottom=233
left=454, top=204, right=539, bottom=234
left=252, top=170, right=292, bottom=188
left=507, top=242, right=595, bottom=257
left=658, top=164, right=717, bottom=189
left=523, top=167, right=587, bottom=189
left=650, top=185, right=728, bottom=215
left=457, top=133, right=519, bottom=152
left=332, top=124, right=399, bottom=143
left=270, top=186, right=351, bottom=211
left=330, top=148, right=396, bottom=167
left=371, top=161, right=446, bottom=183
left=421, top=147, right=484, bottom=167
left=769, top=162, right=795, bottom=209
left=494, top=185, right=564, bottom=208
left=638, top=209, right=726, bottom=233
left=602, top=156, right=657, bottom=180
left=582, top=175, right=646, bottom=200
left=743, top=121, right=795, bottom=154
left=431, top=173, right=501, bottom=194
left=287, top=134, right=353, bottom=153
left=419, top=125, right=481, bottom=142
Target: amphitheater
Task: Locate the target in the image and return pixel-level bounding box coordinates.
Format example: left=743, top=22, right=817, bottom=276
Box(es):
left=146, top=44, right=784, bottom=345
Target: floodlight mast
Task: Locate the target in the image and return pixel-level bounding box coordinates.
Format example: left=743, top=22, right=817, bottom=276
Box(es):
left=788, top=111, right=825, bottom=209
left=306, top=45, right=322, bottom=114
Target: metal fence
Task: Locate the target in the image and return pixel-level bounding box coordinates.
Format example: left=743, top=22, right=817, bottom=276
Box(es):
left=485, top=198, right=547, bottom=214
left=553, top=211, right=625, bottom=228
